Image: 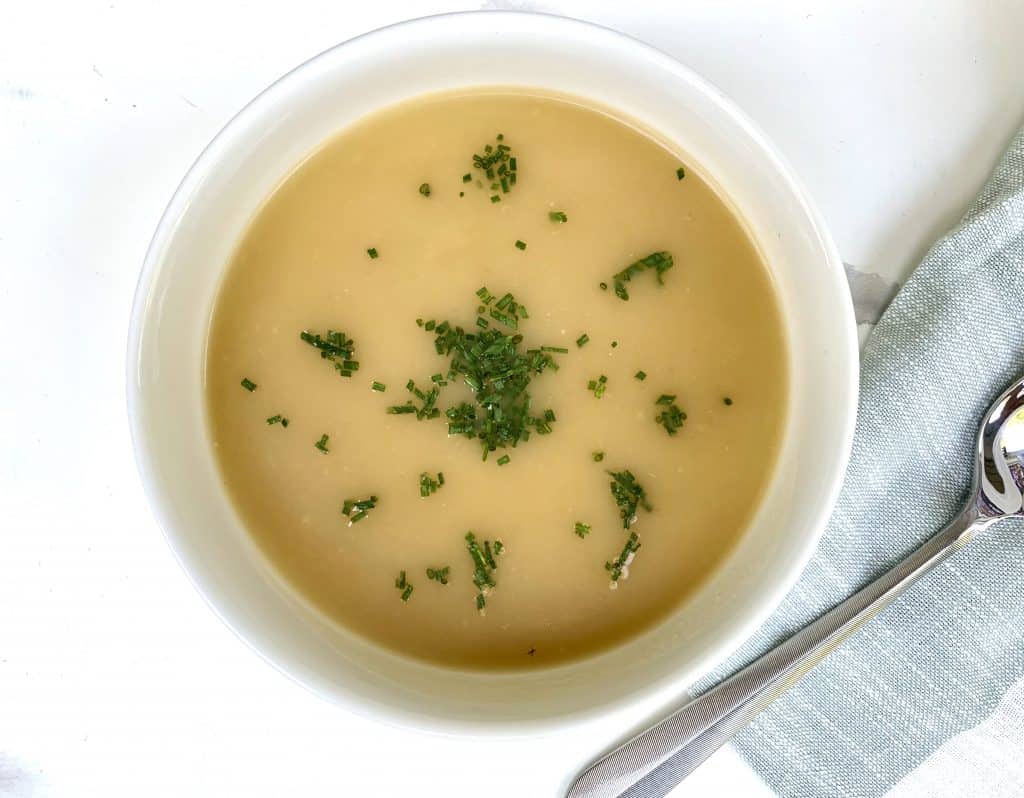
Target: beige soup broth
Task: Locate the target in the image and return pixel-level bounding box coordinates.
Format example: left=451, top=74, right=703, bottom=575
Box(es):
left=205, top=89, right=788, bottom=669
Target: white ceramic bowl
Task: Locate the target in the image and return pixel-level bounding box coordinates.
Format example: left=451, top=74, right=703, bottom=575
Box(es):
left=127, top=11, right=857, bottom=735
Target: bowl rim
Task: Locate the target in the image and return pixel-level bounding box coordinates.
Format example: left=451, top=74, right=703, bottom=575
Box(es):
left=127, top=9, right=858, bottom=735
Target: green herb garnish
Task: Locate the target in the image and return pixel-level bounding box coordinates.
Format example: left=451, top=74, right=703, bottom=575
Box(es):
left=599, top=282, right=608, bottom=291
left=676, top=166, right=686, bottom=180
left=608, top=469, right=652, bottom=530
left=592, top=451, right=605, bottom=462
left=606, top=531, right=641, bottom=584
left=266, top=414, right=289, bottom=427
left=576, top=333, right=590, bottom=348
left=397, top=288, right=562, bottom=463
left=387, top=379, right=441, bottom=420
left=462, top=173, right=472, bottom=183
left=419, top=183, right=431, bottom=197
left=608, top=251, right=674, bottom=301
left=314, top=434, right=329, bottom=454
left=394, top=570, right=413, bottom=602
left=466, top=531, right=503, bottom=612
left=515, top=239, right=527, bottom=251
left=611, top=341, right=618, bottom=348
left=635, top=370, right=647, bottom=381
left=587, top=374, right=608, bottom=399
left=496, top=454, right=511, bottom=466
left=371, top=381, right=386, bottom=392
left=473, top=135, right=516, bottom=196
left=723, top=396, right=734, bottom=406
left=342, top=495, right=378, bottom=524
left=240, top=377, right=257, bottom=392
left=367, top=247, right=379, bottom=259
left=549, top=211, right=568, bottom=223
left=655, top=394, right=687, bottom=436
left=300, top=330, right=358, bottom=377
left=419, top=471, right=444, bottom=497
left=426, top=566, right=450, bottom=585
left=574, top=522, right=591, bottom=539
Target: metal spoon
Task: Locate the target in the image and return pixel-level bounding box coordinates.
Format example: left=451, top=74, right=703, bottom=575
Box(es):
left=568, top=375, right=1024, bottom=798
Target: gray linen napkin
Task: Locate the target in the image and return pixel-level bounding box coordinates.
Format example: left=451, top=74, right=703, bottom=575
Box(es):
left=681, top=127, right=1024, bottom=797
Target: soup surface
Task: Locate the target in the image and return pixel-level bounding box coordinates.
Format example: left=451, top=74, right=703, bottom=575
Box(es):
left=206, top=89, right=787, bottom=669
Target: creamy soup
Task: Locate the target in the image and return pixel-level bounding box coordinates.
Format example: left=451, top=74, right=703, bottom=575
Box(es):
left=205, top=89, right=787, bottom=669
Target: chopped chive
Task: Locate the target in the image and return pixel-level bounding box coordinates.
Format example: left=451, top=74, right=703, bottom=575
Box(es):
left=300, top=330, right=356, bottom=378
left=655, top=394, right=687, bottom=436
left=496, top=454, right=511, bottom=466
left=419, top=471, right=444, bottom=497
left=419, top=183, right=431, bottom=197
left=462, top=173, right=472, bottom=183
left=466, top=531, right=502, bottom=612
left=266, top=414, right=289, bottom=426
left=314, top=434, right=329, bottom=454
left=459, top=191, right=465, bottom=197
left=240, top=377, right=257, bottom=392
left=592, top=450, right=605, bottom=462
left=371, top=381, right=386, bottom=392
left=549, top=211, right=568, bottom=223
left=608, top=251, right=674, bottom=301
left=723, top=396, right=734, bottom=406
left=366, top=247, right=379, bottom=259
left=587, top=374, right=608, bottom=399
left=574, top=522, right=591, bottom=539
left=514, top=239, right=527, bottom=251
left=406, top=287, right=564, bottom=460
left=608, top=469, right=652, bottom=530
left=394, top=571, right=413, bottom=601
left=611, top=341, right=618, bottom=348
left=473, top=135, right=517, bottom=199
left=635, top=370, right=647, bottom=381
left=576, top=333, right=590, bottom=348
left=606, top=531, right=641, bottom=584
left=388, top=379, right=441, bottom=420
left=676, top=166, right=686, bottom=180
left=426, top=566, right=450, bottom=585
left=599, top=282, right=608, bottom=291
left=342, top=495, right=378, bottom=524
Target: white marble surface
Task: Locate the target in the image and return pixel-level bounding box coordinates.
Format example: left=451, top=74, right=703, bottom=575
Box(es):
left=3, top=2, right=1023, bottom=796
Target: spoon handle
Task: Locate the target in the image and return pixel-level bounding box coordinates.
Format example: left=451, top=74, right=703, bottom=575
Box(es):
left=567, top=509, right=989, bottom=798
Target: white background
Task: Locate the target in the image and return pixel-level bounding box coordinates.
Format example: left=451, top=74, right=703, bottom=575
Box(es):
left=3, top=1, right=1023, bottom=796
